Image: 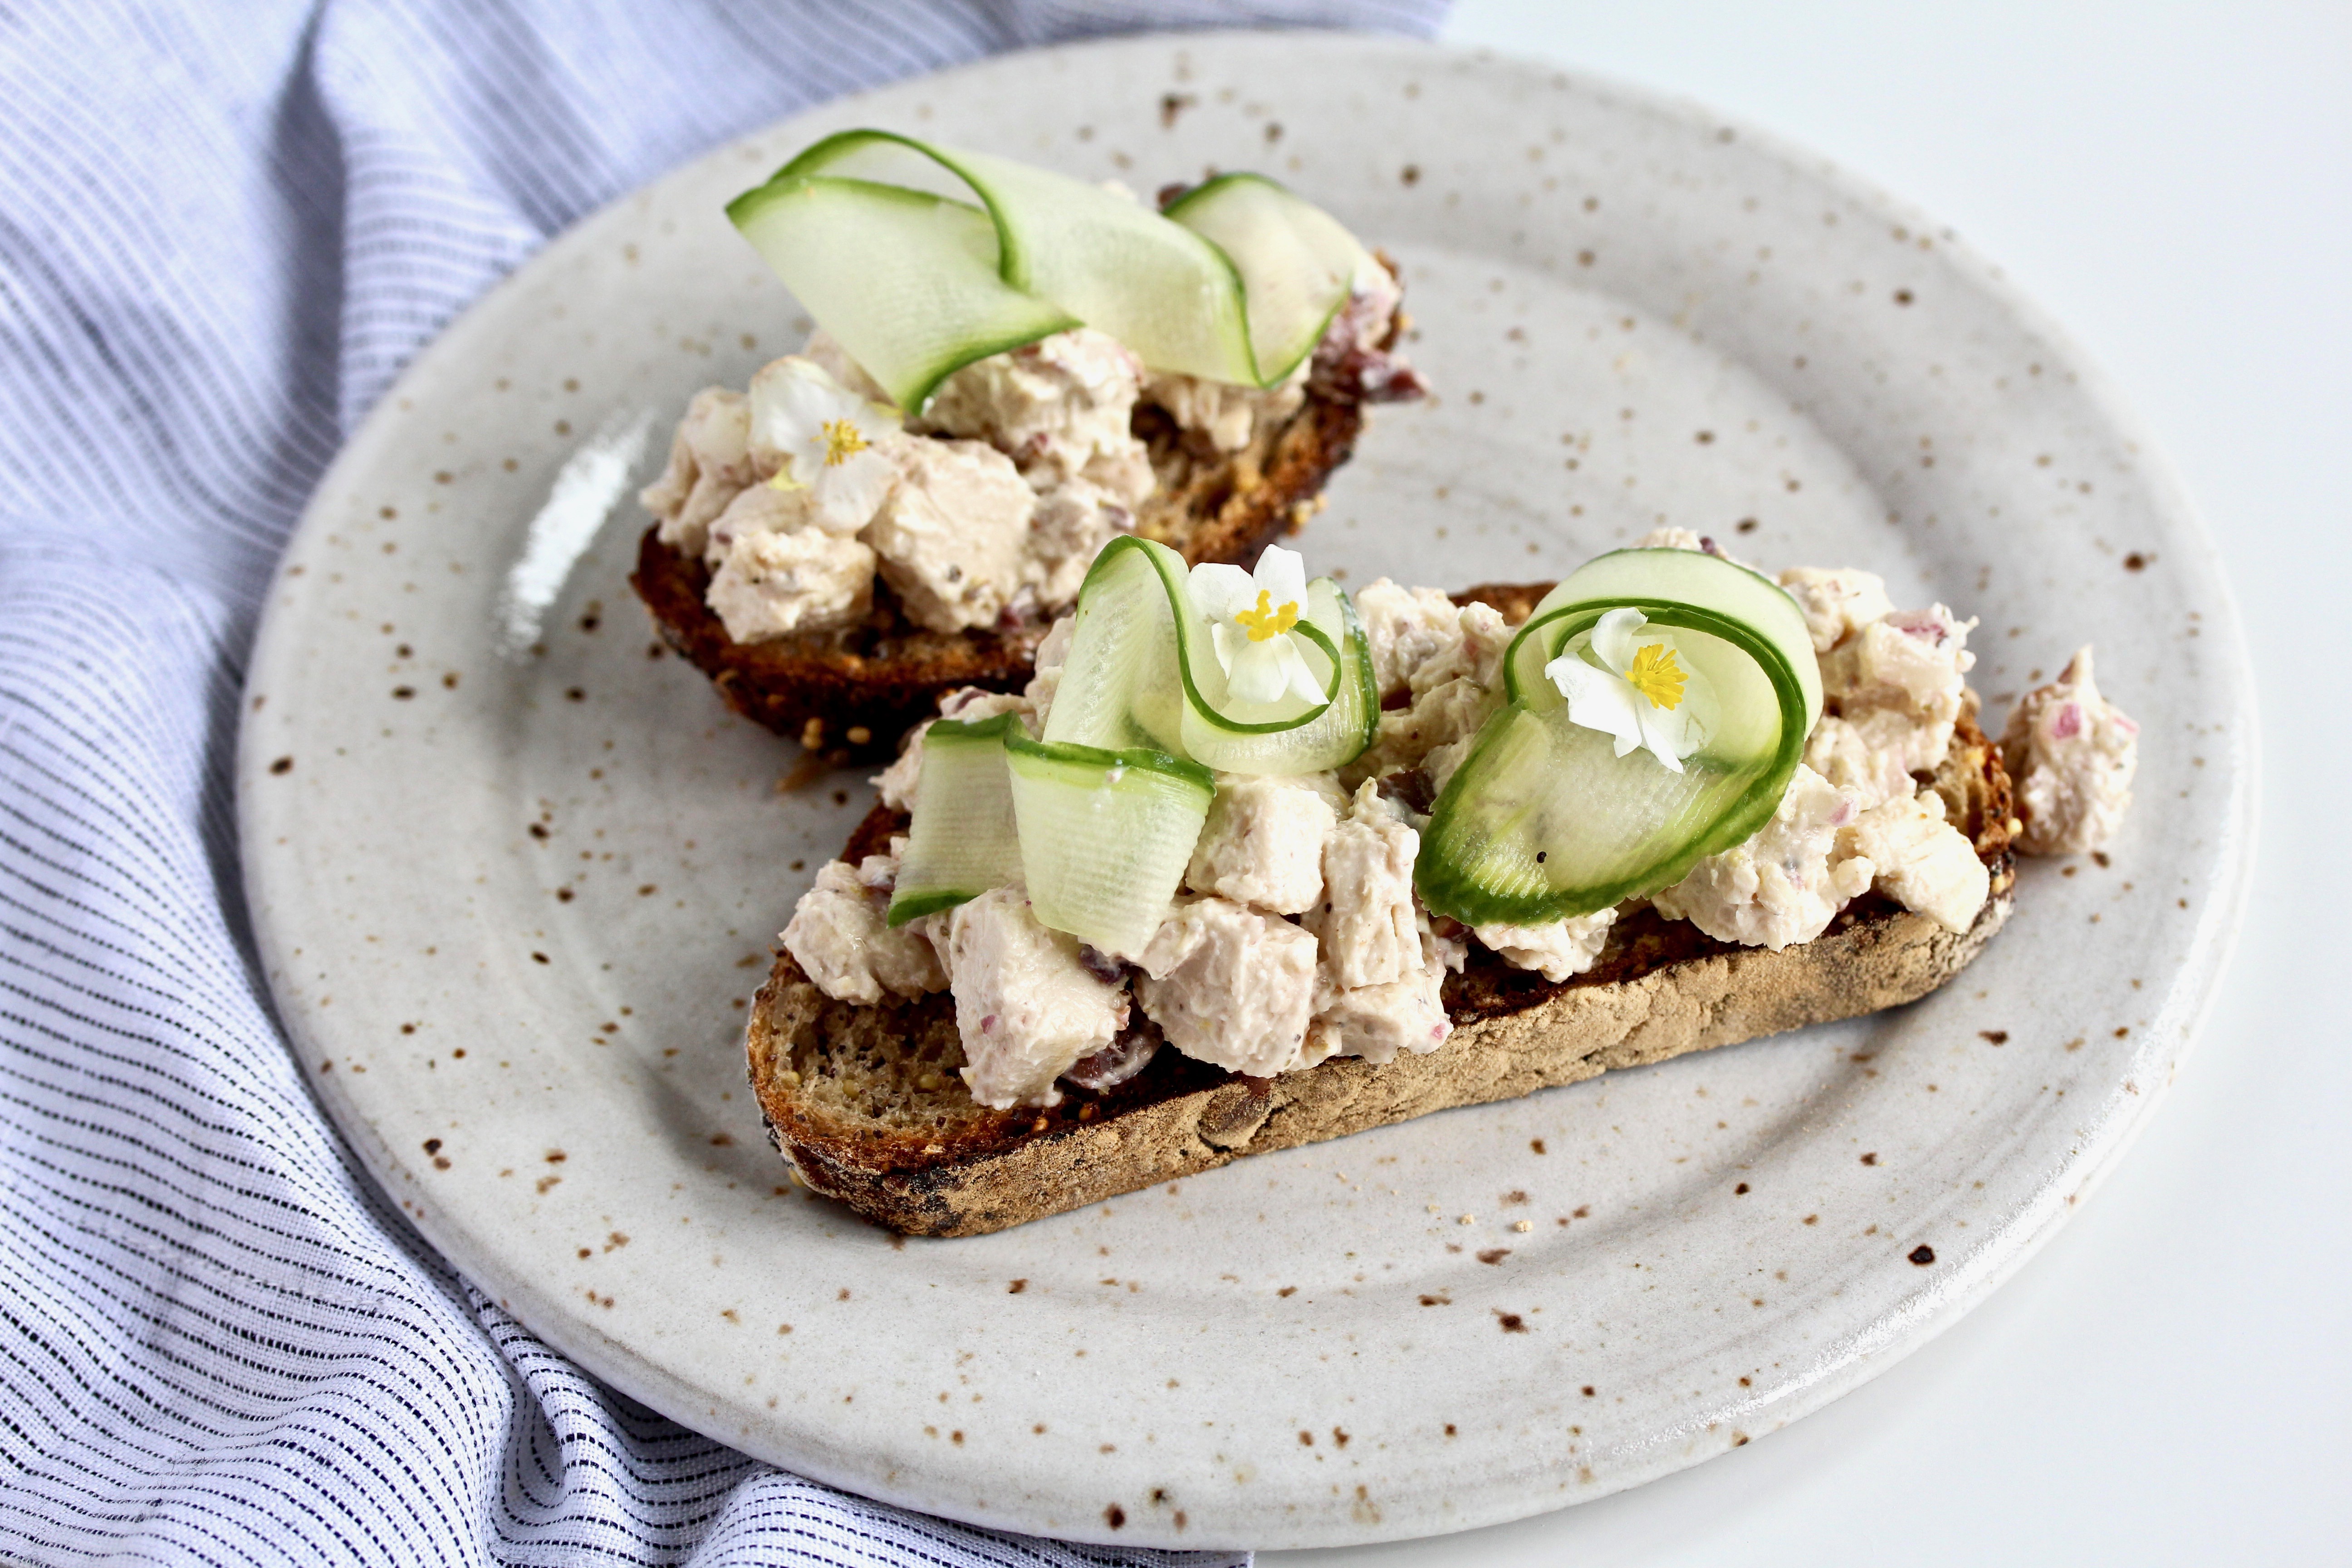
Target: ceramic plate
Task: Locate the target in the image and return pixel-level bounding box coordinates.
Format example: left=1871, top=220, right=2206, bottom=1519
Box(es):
left=239, top=32, right=2254, bottom=1551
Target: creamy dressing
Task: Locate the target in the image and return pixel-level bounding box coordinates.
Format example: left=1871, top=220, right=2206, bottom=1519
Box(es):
left=2004, top=646, right=2139, bottom=854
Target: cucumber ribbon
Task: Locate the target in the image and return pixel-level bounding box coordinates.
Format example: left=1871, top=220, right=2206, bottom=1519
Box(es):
left=1416, top=549, right=1824, bottom=926
left=888, top=538, right=1376, bottom=955
left=727, top=130, right=1378, bottom=412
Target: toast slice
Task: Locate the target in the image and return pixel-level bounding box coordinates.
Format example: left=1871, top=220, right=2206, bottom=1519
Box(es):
left=742, top=586, right=2019, bottom=1238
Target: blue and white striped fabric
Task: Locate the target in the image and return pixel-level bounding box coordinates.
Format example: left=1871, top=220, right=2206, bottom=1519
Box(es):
left=0, top=4, right=1445, bottom=1563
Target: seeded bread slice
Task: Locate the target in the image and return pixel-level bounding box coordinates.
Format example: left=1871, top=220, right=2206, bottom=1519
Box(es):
left=741, top=585, right=2018, bottom=1237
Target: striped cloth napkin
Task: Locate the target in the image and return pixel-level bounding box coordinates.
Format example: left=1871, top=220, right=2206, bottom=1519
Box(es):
left=0, top=3, right=1443, bottom=1563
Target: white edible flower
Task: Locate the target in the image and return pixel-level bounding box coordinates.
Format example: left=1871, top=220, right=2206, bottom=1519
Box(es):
left=1189, top=546, right=1328, bottom=706
left=1546, top=608, right=1707, bottom=772
left=748, top=357, right=902, bottom=533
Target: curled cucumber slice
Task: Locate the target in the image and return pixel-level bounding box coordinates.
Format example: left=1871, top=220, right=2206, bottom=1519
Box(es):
left=729, top=130, right=1374, bottom=411
left=887, top=714, right=1026, bottom=927
left=1042, top=536, right=1376, bottom=779
left=1005, top=736, right=1213, bottom=958
left=729, top=177, right=1081, bottom=422
left=883, top=710, right=1212, bottom=956
left=1417, top=549, right=1823, bottom=925
left=1159, top=172, right=1369, bottom=386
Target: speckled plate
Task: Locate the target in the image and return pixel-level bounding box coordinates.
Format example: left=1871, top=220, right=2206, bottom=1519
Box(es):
left=238, top=32, right=2254, bottom=1551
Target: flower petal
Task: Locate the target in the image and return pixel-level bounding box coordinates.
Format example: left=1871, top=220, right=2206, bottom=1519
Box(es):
left=1252, top=545, right=1308, bottom=608
left=1190, top=562, right=1254, bottom=622
left=1226, top=638, right=1291, bottom=704
left=1208, top=619, right=1241, bottom=677
left=1635, top=701, right=1689, bottom=773
left=809, top=446, right=897, bottom=532
left=1269, top=633, right=1327, bottom=706
left=1548, top=652, right=1644, bottom=757
left=1589, top=608, right=1648, bottom=675
left=748, top=357, right=869, bottom=485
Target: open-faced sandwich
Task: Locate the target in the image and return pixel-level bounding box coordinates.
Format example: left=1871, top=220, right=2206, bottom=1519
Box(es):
left=632, top=130, right=1420, bottom=755
left=748, top=529, right=2141, bottom=1236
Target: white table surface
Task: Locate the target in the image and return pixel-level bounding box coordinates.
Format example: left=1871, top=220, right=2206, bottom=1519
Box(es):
left=1268, top=4, right=2350, bottom=1563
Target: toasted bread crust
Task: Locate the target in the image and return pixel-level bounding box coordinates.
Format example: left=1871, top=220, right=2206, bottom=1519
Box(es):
left=744, top=603, right=2019, bottom=1235
left=632, top=388, right=1367, bottom=756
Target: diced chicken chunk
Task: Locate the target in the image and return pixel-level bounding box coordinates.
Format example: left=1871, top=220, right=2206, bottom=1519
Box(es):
left=1353, top=578, right=1468, bottom=700
left=1184, top=774, right=1345, bottom=914
left=782, top=858, right=947, bottom=1005
left=640, top=387, right=753, bottom=556
left=1142, top=370, right=1306, bottom=454
left=703, top=480, right=819, bottom=568
left=1473, top=908, right=1618, bottom=982
left=1803, top=712, right=1920, bottom=811
left=1024, top=478, right=1130, bottom=610
left=1304, top=935, right=1451, bottom=1067
left=1818, top=603, right=1978, bottom=773
left=706, top=528, right=876, bottom=643
left=1652, top=766, right=1872, bottom=950
left=1778, top=567, right=1896, bottom=653
left=939, top=888, right=1127, bottom=1108
left=916, top=329, right=1152, bottom=502
left=1347, top=673, right=1501, bottom=785
left=865, top=438, right=1036, bottom=632
left=1839, top=789, right=1990, bottom=934
left=1135, top=897, right=1319, bottom=1076
left=2002, top=646, right=2139, bottom=855
left=1305, top=783, right=1423, bottom=989
left=1407, top=601, right=1511, bottom=697
left=872, top=688, right=1034, bottom=814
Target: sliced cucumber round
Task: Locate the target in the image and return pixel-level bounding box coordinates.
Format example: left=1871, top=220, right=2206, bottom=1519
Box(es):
left=1417, top=549, right=1822, bottom=925
left=729, top=130, right=1373, bottom=410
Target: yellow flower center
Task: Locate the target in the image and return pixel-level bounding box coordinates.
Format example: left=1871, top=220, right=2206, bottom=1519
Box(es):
left=1625, top=642, right=1686, bottom=710
left=821, top=417, right=868, bottom=466
left=1234, top=589, right=1300, bottom=643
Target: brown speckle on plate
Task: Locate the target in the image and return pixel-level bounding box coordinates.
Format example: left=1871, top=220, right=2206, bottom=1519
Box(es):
left=1909, top=1245, right=1936, bottom=1266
